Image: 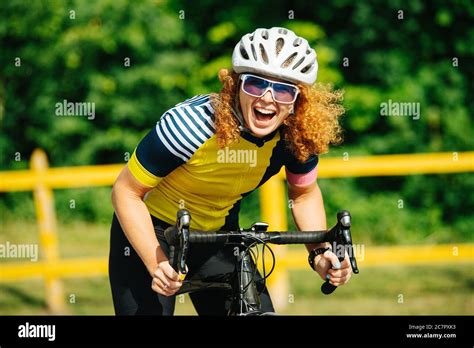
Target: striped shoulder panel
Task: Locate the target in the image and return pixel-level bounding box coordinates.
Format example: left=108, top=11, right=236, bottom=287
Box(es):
left=155, top=94, right=216, bottom=162
left=174, top=94, right=208, bottom=107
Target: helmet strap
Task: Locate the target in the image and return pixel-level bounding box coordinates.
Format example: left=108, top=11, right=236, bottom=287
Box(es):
left=232, top=93, right=252, bottom=133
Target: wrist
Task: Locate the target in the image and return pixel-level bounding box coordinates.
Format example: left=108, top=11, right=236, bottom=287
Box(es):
left=313, top=253, right=324, bottom=269
left=147, top=245, right=167, bottom=276
left=155, top=247, right=168, bottom=265
left=308, top=246, right=331, bottom=271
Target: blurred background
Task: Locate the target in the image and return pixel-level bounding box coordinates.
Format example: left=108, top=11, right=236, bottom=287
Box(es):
left=0, top=0, right=473, bottom=315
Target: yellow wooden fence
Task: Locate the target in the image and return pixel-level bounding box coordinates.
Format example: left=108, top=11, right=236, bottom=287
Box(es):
left=0, top=149, right=473, bottom=313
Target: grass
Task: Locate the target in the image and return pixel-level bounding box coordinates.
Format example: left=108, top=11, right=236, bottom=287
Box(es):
left=286, top=265, right=473, bottom=315
left=0, top=264, right=472, bottom=315
left=0, top=220, right=473, bottom=315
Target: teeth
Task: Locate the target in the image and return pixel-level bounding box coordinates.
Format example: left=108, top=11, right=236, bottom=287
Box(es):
left=255, top=108, right=276, bottom=115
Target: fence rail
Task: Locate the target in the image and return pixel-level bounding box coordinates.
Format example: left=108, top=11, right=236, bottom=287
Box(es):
left=1, top=149, right=473, bottom=313
left=1, top=152, right=473, bottom=191
left=1, top=244, right=472, bottom=281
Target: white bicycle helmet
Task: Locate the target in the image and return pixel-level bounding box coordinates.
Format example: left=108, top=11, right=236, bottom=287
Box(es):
left=232, top=27, right=318, bottom=85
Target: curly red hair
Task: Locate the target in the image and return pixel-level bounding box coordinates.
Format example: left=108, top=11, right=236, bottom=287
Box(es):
left=210, top=69, right=344, bottom=162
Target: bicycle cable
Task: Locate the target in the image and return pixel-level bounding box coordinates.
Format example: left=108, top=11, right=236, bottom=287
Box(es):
left=237, top=235, right=276, bottom=295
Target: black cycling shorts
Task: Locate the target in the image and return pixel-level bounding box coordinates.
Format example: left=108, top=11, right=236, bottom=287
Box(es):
left=108, top=213, right=275, bottom=315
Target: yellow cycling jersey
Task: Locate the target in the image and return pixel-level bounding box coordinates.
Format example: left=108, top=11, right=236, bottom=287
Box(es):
left=128, top=94, right=318, bottom=231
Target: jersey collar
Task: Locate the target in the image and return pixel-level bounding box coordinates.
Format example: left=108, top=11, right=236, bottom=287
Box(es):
left=240, top=128, right=278, bottom=147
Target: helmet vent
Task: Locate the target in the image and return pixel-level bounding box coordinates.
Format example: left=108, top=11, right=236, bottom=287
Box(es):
left=281, top=52, right=297, bottom=68
left=275, top=38, right=284, bottom=56
left=239, top=44, right=249, bottom=60
left=232, top=27, right=318, bottom=85
left=292, top=57, right=305, bottom=70
left=301, top=63, right=314, bottom=73
left=250, top=43, right=257, bottom=60
left=260, top=44, right=269, bottom=64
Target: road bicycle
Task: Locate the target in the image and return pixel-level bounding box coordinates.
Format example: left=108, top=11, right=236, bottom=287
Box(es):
left=164, top=209, right=359, bottom=315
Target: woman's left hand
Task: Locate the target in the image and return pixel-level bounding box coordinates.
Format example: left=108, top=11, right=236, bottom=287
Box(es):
left=313, top=250, right=352, bottom=286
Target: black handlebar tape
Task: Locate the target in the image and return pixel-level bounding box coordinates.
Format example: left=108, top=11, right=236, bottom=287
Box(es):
left=270, top=231, right=328, bottom=244
left=188, top=231, right=329, bottom=244
left=188, top=231, right=229, bottom=243
left=321, top=281, right=337, bottom=295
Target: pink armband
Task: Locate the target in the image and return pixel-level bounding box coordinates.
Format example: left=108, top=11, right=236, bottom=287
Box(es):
left=285, top=166, right=318, bottom=186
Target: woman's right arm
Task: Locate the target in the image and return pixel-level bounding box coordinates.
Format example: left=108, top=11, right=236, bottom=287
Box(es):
left=111, top=165, right=182, bottom=296
left=115, top=98, right=213, bottom=294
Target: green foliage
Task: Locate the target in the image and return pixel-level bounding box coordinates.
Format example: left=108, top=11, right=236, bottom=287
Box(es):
left=1, top=0, right=199, bottom=169
left=1, top=0, right=472, bottom=244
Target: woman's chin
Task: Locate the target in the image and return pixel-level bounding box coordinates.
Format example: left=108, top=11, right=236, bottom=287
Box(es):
left=248, top=122, right=276, bottom=138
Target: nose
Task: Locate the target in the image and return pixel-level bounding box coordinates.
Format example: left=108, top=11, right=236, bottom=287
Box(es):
left=260, top=89, right=274, bottom=103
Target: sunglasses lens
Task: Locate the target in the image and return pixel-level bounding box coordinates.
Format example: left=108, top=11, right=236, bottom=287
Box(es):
left=243, top=75, right=269, bottom=96
left=273, top=83, right=297, bottom=103
left=242, top=75, right=298, bottom=103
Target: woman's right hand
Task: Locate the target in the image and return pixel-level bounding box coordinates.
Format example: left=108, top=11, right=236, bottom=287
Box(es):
left=151, top=260, right=183, bottom=296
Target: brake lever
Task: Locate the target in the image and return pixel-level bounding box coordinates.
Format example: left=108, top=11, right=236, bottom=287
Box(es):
left=177, top=210, right=190, bottom=275
left=164, top=209, right=191, bottom=275
left=321, top=210, right=359, bottom=295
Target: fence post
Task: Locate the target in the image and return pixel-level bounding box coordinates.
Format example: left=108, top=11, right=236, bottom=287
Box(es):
left=259, top=173, right=289, bottom=312
left=30, top=149, right=66, bottom=314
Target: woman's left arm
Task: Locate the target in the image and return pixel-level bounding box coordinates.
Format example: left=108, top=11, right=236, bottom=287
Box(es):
left=288, top=182, right=353, bottom=286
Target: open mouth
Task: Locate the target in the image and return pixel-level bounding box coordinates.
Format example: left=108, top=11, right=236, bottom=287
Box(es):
left=253, top=107, right=277, bottom=122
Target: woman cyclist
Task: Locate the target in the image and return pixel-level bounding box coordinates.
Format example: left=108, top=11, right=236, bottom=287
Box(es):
left=109, top=27, right=352, bottom=315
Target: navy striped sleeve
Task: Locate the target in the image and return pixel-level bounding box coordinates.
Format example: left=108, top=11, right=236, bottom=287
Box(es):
left=133, top=94, right=215, bottom=178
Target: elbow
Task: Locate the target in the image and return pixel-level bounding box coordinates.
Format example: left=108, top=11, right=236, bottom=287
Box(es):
left=288, top=182, right=317, bottom=200
left=111, top=179, right=148, bottom=211
left=111, top=181, right=122, bottom=211
left=112, top=166, right=151, bottom=210
left=111, top=183, right=118, bottom=210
